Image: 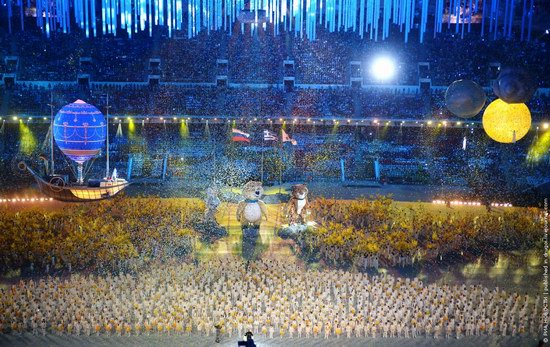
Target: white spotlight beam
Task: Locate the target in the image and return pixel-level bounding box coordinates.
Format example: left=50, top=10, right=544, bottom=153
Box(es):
left=370, top=57, right=396, bottom=81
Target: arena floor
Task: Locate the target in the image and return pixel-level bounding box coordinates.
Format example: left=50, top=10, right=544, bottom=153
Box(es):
left=122, top=181, right=467, bottom=202
left=0, top=334, right=543, bottom=347
left=0, top=198, right=542, bottom=346
left=195, top=202, right=542, bottom=294
left=0, top=198, right=541, bottom=294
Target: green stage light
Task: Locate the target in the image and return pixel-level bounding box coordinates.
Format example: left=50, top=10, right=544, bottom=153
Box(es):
left=19, top=121, right=37, bottom=155
left=180, top=119, right=190, bottom=138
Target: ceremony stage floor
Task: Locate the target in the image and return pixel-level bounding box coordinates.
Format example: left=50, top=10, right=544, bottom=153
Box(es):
left=122, top=181, right=468, bottom=203
left=0, top=199, right=543, bottom=346
left=0, top=333, right=541, bottom=347
left=194, top=202, right=542, bottom=295
left=0, top=264, right=543, bottom=346
left=0, top=198, right=542, bottom=295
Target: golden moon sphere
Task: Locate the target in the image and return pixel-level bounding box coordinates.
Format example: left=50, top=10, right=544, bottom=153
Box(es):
left=482, top=99, right=531, bottom=143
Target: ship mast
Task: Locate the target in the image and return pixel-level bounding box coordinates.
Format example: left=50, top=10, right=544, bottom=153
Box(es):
left=47, top=91, right=54, bottom=175
left=105, top=94, right=110, bottom=178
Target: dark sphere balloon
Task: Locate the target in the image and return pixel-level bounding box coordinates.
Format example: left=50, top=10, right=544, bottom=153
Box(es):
left=492, top=67, right=537, bottom=104
left=445, top=80, right=487, bottom=118
left=53, top=100, right=106, bottom=164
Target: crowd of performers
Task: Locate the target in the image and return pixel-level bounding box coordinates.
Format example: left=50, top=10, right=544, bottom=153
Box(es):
left=0, top=255, right=541, bottom=339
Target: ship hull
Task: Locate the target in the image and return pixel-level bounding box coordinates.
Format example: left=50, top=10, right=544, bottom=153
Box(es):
left=21, top=163, right=130, bottom=202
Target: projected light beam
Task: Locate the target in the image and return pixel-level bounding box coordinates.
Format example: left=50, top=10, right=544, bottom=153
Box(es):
left=19, top=120, right=37, bottom=155
left=0, top=0, right=537, bottom=42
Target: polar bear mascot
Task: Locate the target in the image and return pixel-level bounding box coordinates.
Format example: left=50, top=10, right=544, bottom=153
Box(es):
left=236, top=181, right=268, bottom=230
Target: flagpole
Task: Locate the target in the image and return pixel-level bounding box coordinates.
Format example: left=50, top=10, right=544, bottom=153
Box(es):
left=213, top=128, right=217, bottom=184
left=279, top=129, right=283, bottom=195
left=261, top=135, right=265, bottom=184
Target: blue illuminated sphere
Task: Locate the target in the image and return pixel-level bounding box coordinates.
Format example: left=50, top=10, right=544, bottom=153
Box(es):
left=53, top=100, right=106, bottom=164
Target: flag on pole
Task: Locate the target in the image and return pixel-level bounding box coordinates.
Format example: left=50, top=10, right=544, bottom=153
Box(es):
left=263, top=130, right=278, bottom=141
left=232, top=128, right=251, bottom=143
left=281, top=129, right=297, bottom=145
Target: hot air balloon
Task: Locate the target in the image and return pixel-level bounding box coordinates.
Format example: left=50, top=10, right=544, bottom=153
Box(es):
left=20, top=98, right=129, bottom=202
left=53, top=100, right=106, bottom=183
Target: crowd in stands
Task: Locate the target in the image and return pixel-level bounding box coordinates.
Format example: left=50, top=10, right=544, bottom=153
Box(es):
left=294, top=35, right=350, bottom=85
left=5, top=83, right=549, bottom=121
left=1, top=27, right=549, bottom=134
left=1, top=27, right=549, bottom=86
left=160, top=32, right=221, bottom=82
left=88, top=36, right=152, bottom=82
left=227, top=33, right=285, bottom=83
left=8, top=32, right=83, bottom=81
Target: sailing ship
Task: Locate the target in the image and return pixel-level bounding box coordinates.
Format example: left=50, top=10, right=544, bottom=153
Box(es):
left=21, top=97, right=129, bottom=202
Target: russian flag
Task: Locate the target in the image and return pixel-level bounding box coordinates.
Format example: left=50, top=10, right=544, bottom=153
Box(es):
left=232, top=128, right=251, bottom=143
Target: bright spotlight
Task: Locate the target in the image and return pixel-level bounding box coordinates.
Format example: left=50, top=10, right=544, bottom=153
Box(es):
left=370, top=57, right=396, bottom=81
